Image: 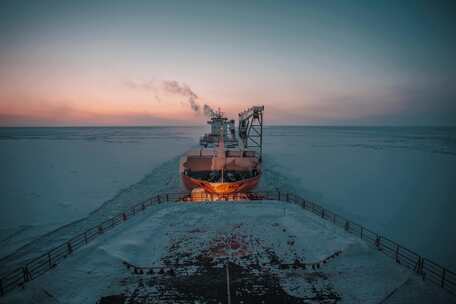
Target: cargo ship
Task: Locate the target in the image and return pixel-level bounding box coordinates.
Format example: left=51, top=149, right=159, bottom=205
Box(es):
left=179, top=106, right=264, bottom=194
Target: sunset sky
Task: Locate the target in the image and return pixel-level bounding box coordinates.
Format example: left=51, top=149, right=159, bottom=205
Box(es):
left=0, top=0, right=455, bottom=126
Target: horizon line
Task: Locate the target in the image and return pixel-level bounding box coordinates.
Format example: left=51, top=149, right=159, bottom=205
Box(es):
left=0, top=124, right=455, bottom=128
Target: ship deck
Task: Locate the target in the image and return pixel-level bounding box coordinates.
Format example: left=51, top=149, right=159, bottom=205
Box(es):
left=6, top=201, right=452, bottom=304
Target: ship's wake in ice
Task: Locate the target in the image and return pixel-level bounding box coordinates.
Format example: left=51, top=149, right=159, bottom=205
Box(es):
left=0, top=156, right=184, bottom=274
left=0, top=151, right=304, bottom=274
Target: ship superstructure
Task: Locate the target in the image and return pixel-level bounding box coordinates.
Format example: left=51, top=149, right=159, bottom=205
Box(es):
left=180, top=106, right=264, bottom=194
left=200, top=109, right=237, bottom=148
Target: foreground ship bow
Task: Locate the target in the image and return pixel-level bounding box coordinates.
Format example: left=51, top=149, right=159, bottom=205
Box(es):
left=180, top=106, right=264, bottom=194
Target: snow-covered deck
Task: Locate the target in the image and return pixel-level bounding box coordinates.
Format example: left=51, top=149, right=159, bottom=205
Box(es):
left=4, top=201, right=454, bottom=303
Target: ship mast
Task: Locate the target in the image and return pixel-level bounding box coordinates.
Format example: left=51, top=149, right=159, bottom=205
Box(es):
left=218, top=126, right=225, bottom=183
left=211, top=125, right=226, bottom=182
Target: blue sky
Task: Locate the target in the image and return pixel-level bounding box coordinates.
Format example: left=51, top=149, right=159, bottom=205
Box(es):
left=0, top=0, right=455, bottom=125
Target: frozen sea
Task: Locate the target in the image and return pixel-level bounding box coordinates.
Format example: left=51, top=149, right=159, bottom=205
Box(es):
left=0, top=126, right=455, bottom=272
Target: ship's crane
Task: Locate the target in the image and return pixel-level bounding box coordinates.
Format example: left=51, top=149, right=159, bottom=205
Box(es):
left=238, top=106, right=264, bottom=161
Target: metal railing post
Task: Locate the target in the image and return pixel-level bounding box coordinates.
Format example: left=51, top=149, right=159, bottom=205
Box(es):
left=415, top=256, right=421, bottom=274
left=422, top=259, right=426, bottom=280
left=23, top=266, right=31, bottom=282
left=441, top=268, right=446, bottom=288
left=420, top=258, right=424, bottom=275
left=395, top=244, right=400, bottom=263
left=375, top=235, right=381, bottom=250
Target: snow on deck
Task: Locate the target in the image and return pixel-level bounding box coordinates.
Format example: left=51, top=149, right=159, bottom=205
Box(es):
left=4, top=201, right=454, bottom=303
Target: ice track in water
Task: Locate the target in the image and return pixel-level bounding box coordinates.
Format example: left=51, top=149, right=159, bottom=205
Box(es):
left=0, top=156, right=183, bottom=274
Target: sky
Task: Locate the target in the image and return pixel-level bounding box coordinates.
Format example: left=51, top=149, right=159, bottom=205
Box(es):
left=0, top=0, right=455, bottom=126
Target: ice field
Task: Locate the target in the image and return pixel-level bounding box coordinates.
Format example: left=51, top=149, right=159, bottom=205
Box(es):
left=0, top=126, right=455, bottom=302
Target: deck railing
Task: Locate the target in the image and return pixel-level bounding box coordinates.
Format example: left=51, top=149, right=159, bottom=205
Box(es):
left=280, top=192, right=456, bottom=296
left=0, top=191, right=454, bottom=297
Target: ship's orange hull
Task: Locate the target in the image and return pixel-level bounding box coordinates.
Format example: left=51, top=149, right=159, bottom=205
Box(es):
left=181, top=173, right=261, bottom=194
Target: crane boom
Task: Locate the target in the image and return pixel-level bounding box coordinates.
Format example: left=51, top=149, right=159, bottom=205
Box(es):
left=238, top=106, right=264, bottom=161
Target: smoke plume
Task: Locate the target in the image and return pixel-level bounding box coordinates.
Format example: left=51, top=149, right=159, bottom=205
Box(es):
left=203, top=104, right=216, bottom=117
left=126, top=79, right=216, bottom=116
left=162, top=80, right=200, bottom=112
